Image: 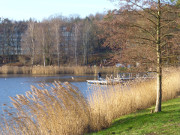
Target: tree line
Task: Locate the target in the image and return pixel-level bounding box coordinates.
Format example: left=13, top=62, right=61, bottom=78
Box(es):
left=0, top=2, right=179, bottom=70
left=0, top=14, right=109, bottom=66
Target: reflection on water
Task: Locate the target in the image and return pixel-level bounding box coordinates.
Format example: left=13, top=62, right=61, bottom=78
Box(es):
left=0, top=74, right=105, bottom=112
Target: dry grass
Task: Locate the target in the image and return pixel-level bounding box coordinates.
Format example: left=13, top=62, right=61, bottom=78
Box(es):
left=0, top=68, right=180, bottom=135
left=0, top=65, right=117, bottom=75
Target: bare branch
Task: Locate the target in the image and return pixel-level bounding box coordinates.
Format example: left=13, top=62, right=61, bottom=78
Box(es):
left=134, top=36, right=156, bottom=43
left=161, top=55, right=178, bottom=59
left=160, top=33, right=177, bottom=40
left=132, top=24, right=156, bottom=40
left=129, top=1, right=158, bottom=18
left=134, top=10, right=157, bottom=27
left=160, top=20, right=177, bottom=29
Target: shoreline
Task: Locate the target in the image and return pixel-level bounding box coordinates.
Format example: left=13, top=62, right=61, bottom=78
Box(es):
left=0, top=65, right=119, bottom=75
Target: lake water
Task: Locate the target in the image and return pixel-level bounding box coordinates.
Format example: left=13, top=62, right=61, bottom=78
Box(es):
left=0, top=74, right=102, bottom=112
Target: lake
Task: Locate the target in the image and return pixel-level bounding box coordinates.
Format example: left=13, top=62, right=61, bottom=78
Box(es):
left=0, top=74, right=103, bottom=112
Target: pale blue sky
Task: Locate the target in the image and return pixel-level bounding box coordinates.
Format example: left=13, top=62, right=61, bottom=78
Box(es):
left=0, top=0, right=117, bottom=21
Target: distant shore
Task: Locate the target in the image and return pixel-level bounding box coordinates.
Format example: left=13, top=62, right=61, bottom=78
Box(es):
left=0, top=65, right=121, bottom=75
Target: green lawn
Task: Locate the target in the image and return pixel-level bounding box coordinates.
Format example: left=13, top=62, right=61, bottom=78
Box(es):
left=89, top=97, right=180, bottom=135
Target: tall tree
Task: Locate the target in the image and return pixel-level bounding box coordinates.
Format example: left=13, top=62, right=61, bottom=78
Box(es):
left=106, top=0, right=180, bottom=112
left=74, top=22, right=80, bottom=65
left=50, top=17, right=64, bottom=66
left=36, top=23, right=46, bottom=66
left=82, top=17, right=92, bottom=65
left=22, top=19, right=37, bottom=65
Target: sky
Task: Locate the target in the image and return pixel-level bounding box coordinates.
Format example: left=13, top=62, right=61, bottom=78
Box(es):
left=0, top=0, right=118, bottom=21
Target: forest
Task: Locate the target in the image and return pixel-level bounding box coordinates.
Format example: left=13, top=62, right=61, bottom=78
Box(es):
left=0, top=14, right=109, bottom=67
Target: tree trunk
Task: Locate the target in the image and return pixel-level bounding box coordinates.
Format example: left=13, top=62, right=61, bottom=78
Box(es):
left=31, top=39, right=35, bottom=66
left=30, top=22, right=35, bottom=66
left=83, top=41, right=87, bottom=65
left=42, top=30, right=46, bottom=67
left=56, top=26, right=60, bottom=67
left=57, top=38, right=60, bottom=67
left=155, top=48, right=162, bottom=112
left=74, top=24, right=78, bottom=66
left=155, top=0, right=162, bottom=112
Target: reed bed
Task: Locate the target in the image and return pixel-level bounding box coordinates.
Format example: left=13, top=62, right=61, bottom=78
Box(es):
left=0, top=66, right=31, bottom=74
left=0, top=68, right=180, bottom=135
left=1, top=82, right=91, bottom=135
left=0, top=65, right=117, bottom=75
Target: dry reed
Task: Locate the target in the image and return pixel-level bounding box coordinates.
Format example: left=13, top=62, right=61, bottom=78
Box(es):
left=0, top=68, right=180, bottom=135
left=1, top=82, right=90, bottom=135
left=0, top=65, right=117, bottom=75
left=88, top=68, right=180, bottom=131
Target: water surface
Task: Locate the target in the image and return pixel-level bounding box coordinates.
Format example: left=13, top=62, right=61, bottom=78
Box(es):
left=0, top=74, right=100, bottom=111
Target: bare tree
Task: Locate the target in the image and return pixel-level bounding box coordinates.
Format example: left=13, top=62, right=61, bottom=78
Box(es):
left=82, top=17, right=92, bottom=65
left=50, top=17, right=63, bottom=66
left=73, top=22, right=81, bottom=65
left=23, top=19, right=36, bottom=65
left=106, top=0, right=180, bottom=112
left=35, top=23, right=46, bottom=66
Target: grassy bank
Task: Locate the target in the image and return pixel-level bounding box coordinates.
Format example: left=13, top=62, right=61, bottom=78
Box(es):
left=0, top=68, right=180, bottom=134
left=0, top=65, right=118, bottom=75
left=90, top=97, right=180, bottom=135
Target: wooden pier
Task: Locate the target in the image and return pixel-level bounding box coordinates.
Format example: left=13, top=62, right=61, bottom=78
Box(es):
left=87, top=72, right=155, bottom=85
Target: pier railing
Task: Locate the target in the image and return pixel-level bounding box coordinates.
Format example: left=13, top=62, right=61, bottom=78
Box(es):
left=111, top=72, right=156, bottom=80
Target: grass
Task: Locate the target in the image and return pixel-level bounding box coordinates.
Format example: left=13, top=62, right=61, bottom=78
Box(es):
left=0, top=67, right=180, bottom=134
left=90, top=97, right=180, bottom=135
